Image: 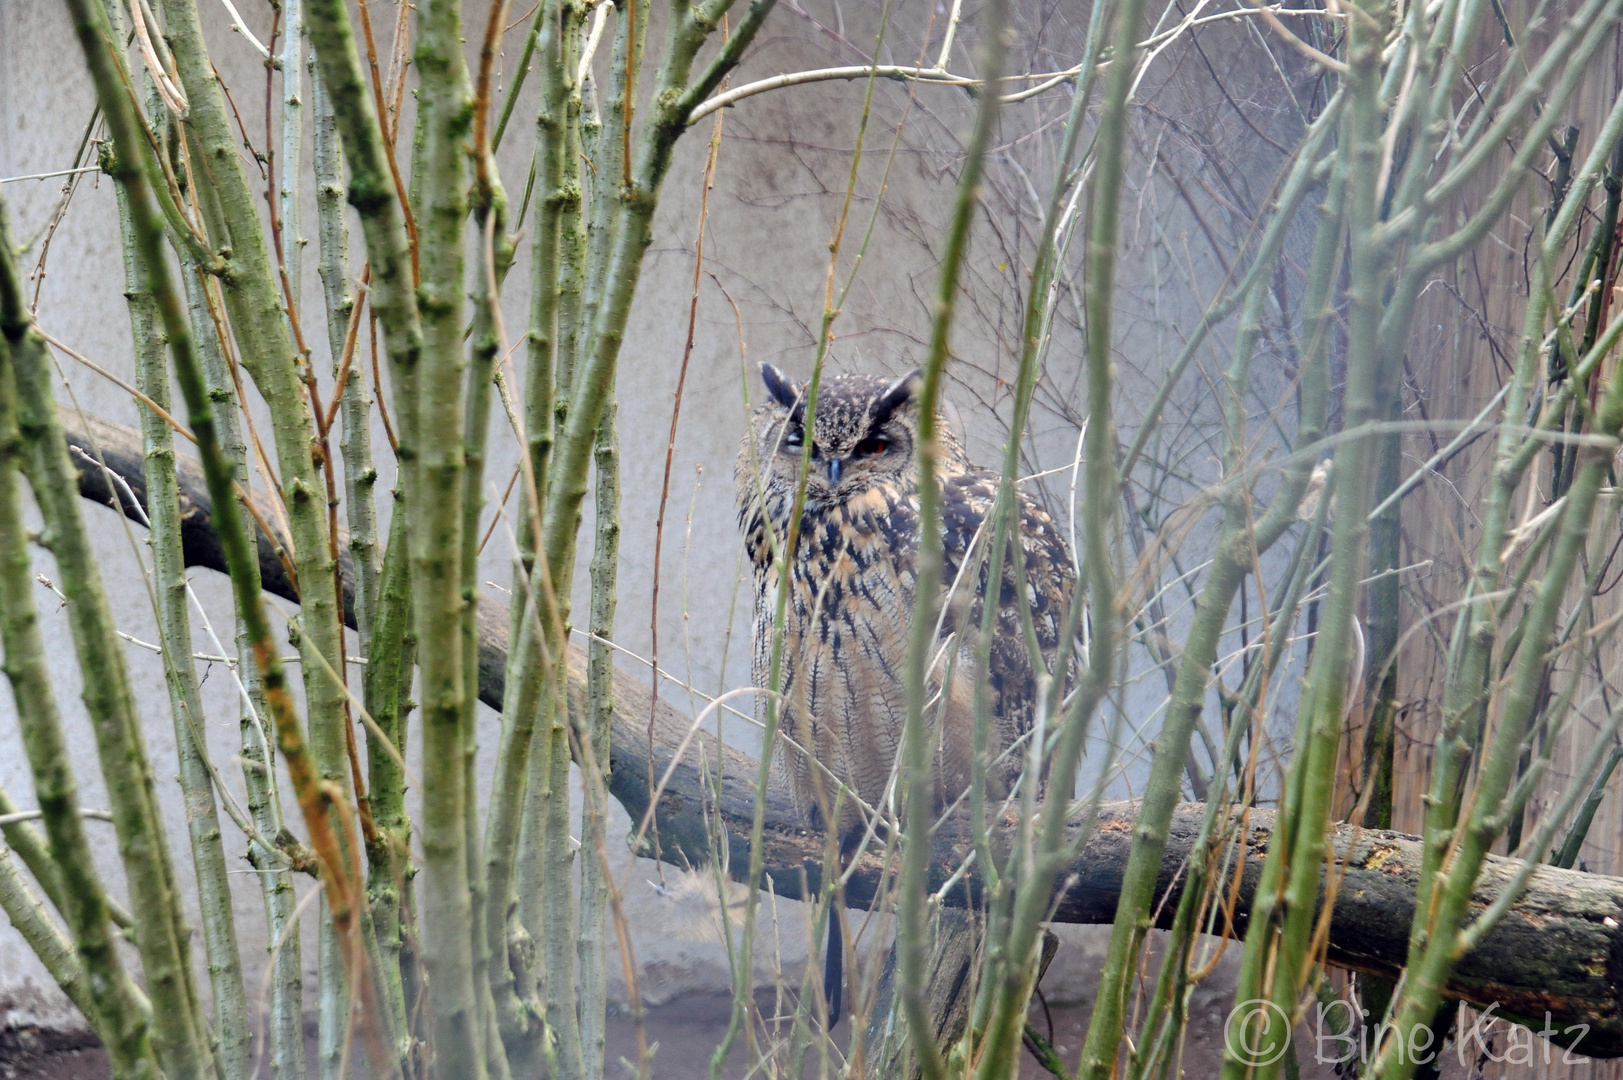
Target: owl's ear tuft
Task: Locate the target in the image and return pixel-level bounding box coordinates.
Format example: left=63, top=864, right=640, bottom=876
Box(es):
left=760, top=364, right=802, bottom=410
left=872, top=368, right=923, bottom=425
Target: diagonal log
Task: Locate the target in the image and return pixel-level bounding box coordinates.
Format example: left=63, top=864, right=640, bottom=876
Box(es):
left=61, top=411, right=1623, bottom=1055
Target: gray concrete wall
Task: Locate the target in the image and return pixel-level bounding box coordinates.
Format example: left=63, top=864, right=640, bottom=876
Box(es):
left=0, top=0, right=1310, bottom=1036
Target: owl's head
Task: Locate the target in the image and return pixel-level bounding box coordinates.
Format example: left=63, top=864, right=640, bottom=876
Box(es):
left=747, top=363, right=923, bottom=507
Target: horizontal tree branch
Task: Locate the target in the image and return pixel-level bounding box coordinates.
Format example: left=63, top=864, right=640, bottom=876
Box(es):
left=61, top=412, right=1623, bottom=1056
left=681, top=8, right=1346, bottom=124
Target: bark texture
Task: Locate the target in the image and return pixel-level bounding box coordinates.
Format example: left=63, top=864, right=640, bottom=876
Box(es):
left=61, top=412, right=1623, bottom=1057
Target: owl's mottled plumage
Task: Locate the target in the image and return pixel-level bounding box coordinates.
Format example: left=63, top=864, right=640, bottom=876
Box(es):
left=735, top=364, right=1076, bottom=837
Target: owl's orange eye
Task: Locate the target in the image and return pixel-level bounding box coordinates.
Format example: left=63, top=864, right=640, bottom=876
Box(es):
left=855, top=436, right=887, bottom=457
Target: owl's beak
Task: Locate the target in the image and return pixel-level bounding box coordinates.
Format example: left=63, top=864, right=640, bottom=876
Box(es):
left=826, top=457, right=843, bottom=485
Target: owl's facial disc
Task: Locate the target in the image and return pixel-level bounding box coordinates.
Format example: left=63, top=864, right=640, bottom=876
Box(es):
left=800, top=423, right=910, bottom=503
left=757, top=364, right=918, bottom=505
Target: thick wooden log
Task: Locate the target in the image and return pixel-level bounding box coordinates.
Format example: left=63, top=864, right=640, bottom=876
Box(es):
left=63, top=413, right=1623, bottom=1056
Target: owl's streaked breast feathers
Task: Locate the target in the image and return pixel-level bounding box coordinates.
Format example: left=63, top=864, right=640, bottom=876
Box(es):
left=735, top=364, right=1076, bottom=832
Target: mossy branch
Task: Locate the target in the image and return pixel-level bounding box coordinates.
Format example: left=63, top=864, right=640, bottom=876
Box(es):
left=0, top=195, right=165, bottom=1080
left=3, top=181, right=214, bottom=1080
left=117, top=125, right=253, bottom=1080
left=56, top=4, right=398, bottom=1073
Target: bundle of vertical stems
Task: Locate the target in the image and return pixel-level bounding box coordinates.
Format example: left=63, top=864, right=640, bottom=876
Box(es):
left=2, top=0, right=1623, bottom=1076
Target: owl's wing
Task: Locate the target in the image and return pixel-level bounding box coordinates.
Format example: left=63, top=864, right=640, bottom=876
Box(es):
left=939, top=468, right=1077, bottom=776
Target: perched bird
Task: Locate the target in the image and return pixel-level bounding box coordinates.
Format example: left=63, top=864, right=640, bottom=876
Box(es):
left=735, top=362, right=1076, bottom=1024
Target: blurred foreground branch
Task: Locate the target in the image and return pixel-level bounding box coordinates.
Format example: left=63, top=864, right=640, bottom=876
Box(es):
left=63, top=412, right=1623, bottom=1056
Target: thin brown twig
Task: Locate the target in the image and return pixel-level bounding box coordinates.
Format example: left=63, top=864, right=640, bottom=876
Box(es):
left=493, top=350, right=546, bottom=565
left=384, top=0, right=412, bottom=142
left=343, top=699, right=378, bottom=845
left=356, top=0, right=420, bottom=283
left=473, top=0, right=511, bottom=196
left=214, top=60, right=268, bottom=177
left=237, top=483, right=302, bottom=600
left=129, top=0, right=188, bottom=112
left=123, top=53, right=211, bottom=254
left=323, top=271, right=372, bottom=433
left=646, top=100, right=726, bottom=869
left=505, top=0, right=541, bottom=33
left=170, top=105, right=211, bottom=238
left=200, top=270, right=297, bottom=558
left=477, top=463, right=522, bottom=555
left=40, top=331, right=197, bottom=444
left=623, top=0, right=637, bottom=188
left=28, top=110, right=100, bottom=312
left=369, top=313, right=400, bottom=456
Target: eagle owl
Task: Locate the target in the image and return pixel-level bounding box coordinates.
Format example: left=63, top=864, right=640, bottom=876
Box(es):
left=735, top=362, right=1076, bottom=841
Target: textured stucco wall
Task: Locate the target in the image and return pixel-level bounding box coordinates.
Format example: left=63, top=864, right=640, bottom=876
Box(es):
left=0, top=0, right=1309, bottom=1036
